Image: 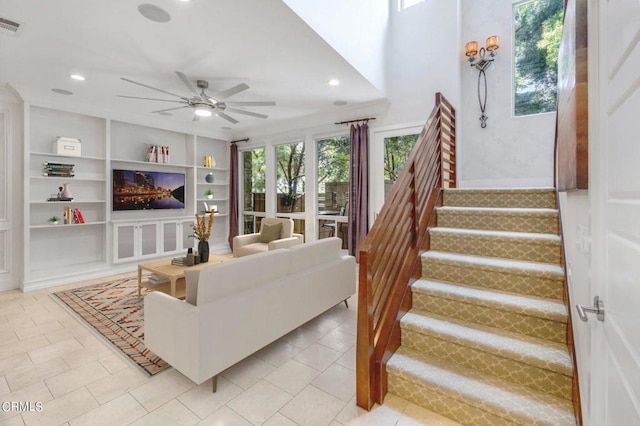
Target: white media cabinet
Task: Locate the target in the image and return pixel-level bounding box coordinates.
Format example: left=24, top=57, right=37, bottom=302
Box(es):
left=23, top=104, right=230, bottom=290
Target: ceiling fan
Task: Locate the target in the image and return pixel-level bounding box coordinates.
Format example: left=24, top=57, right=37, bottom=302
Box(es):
left=117, top=71, right=276, bottom=124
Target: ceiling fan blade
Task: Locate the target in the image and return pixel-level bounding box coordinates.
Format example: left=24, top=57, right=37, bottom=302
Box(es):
left=226, top=107, right=268, bottom=119
left=175, top=71, right=203, bottom=100
left=121, top=77, right=186, bottom=99
left=117, top=95, right=185, bottom=103
left=214, top=83, right=249, bottom=99
left=151, top=106, right=190, bottom=113
left=215, top=112, right=239, bottom=124
left=226, top=101, right=276, bottom=107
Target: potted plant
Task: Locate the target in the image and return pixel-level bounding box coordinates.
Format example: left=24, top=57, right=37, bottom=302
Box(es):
left=190, top=213, right=214, bottom=262
left=48, top=216, right=60, bottom=225
left=204, top=189, right=214, bottom=200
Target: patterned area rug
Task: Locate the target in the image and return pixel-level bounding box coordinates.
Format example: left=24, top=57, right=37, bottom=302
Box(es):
left=52, top=276, right=169, bottom=376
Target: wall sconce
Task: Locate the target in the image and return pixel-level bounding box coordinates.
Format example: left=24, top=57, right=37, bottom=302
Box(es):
left=465, top=35, right=499, bottom=128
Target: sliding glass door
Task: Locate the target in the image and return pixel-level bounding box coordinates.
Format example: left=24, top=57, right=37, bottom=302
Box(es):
left=241, top=148, right=266, bottom=234
left=316, top=136, right=349, bottom=249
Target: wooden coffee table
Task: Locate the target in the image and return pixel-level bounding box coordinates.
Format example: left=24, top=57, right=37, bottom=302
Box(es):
left=138, top=253, right=232, bottom=298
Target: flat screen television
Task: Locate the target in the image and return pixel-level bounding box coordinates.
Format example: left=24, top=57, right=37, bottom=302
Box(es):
left=112, top=169, right=185, bottom=211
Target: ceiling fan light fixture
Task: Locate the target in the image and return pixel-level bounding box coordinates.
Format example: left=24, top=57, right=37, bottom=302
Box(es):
left=69, top=74, right=85, bottom=81
left=194, top=104, right=212, bottom=117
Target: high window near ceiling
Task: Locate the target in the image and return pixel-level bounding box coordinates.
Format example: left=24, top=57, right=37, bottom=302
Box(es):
left=513, top=0, right=563, bottom=116
left=241, top=148, right=265, bottom=234
left=398, top=0, right=426, bottom=11
left=317, top=136, right=349, bottom=248
left=276, top=142, right=305, bottom=238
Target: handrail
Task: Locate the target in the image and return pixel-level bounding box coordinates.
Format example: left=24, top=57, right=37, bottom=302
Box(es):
left=356, top=92, right=456, bottom=409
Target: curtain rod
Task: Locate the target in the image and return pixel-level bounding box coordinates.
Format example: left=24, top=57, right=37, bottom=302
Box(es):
left=334, top=117, right=376, bottom=125
left=230, top=138, right=249, bottom=144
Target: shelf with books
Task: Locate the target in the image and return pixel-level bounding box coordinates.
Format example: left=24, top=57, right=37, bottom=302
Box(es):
left=110, top=158, right=192, bottom=168
left=31, top=200, right=106, bottom=205
left=30, top=152, right=106, bottom=161
left=30, top=176, right=107, bottom=182
left=196, top=166, right=229, bottom=172
left=30, top=221, right=107, bottom=230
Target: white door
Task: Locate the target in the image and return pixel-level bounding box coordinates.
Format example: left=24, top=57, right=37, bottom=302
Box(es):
left=588, top=0, right=640, bottom=423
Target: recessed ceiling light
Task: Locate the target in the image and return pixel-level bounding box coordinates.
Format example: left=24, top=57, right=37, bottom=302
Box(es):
left=328, top=79, right=340, bottom=86
left=333, top=100, right=348, bottom=106
left=52, top=88, right=73, bottom=95
left=69, top=74, right=85, bottom=81
left=138, top=4, right=171, bottom=23
left=178, top=0, right=192, bottom=2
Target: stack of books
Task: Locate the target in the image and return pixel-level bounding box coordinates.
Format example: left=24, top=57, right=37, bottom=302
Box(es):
left=171, top=256, right=186, bottom=266
left=148, top=274, right=169, bottom=285
left=43, top=161, right=75, bottom=177
left=63, top=206, right=85, bottom=224
left=145, top=145, right=170, bottom=164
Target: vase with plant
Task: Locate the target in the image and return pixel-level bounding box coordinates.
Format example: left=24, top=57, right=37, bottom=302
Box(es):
left=205, top=189, right=214, bottom=200
left=190, top=213, right=214, bottom=262
left=48, top=216, right=60, bottom=225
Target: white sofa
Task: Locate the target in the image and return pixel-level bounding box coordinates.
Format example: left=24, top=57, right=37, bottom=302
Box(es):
left=232, top=217, right=304, bottom=258
left=144, top=237, right=355, bottom=390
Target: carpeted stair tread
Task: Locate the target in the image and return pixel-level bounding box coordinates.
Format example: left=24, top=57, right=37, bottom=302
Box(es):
left=443, top=187, right=557, bottom=209
left=387, top=347, right=576, bottom=426
left=422, top=251, right=564, bottom=279
left=435, top=206, right=559, bottom=234
left=429, top=227, right=562, bottom=263
left=412, top=279, right=567, bottom=323
left=429, top=227, right=561, bottom=245
left=401, top=311, right=573, bottom=377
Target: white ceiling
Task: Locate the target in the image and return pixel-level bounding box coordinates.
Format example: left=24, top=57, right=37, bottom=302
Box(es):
left=0, top=0, right=386, bottom=137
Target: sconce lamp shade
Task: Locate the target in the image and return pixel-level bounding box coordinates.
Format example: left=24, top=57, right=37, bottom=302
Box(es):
left=486, top=35, right=500, bottom=51
left=465, top=41, right=479, bottom=57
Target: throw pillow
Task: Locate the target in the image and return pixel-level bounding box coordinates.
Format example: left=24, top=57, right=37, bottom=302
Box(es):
left=259, top=222, right=282, bottom=243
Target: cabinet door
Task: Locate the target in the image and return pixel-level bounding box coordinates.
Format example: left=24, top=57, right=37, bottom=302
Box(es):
left=114, top=223, right=136, bottom=263
left=139, top=222, right=159, bottom=258
left=161, top=221, right=179, bottom=254
left=181, top=219, right=195, bottom=251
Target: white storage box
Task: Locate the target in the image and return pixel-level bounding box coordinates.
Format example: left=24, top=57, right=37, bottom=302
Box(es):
left=53, top=137, right=81, bottom=157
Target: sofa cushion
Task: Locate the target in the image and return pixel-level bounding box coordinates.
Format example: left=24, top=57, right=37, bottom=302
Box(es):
left=184, top=269, right=201, bottom=305
left=289, top=237, right=342, bottom=273
left=195, top=249, right=290, bottom=305
left=259, top=222, right=282, bottom=243
left=234, top=242, right=269, bottom=258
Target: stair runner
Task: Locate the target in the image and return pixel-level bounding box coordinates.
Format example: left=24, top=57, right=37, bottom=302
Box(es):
left=386, top=188, right=577, bottom=425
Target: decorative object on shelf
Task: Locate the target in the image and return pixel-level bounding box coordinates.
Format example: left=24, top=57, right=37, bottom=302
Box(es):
left=205, top=172, right=214, bottom=183
left=61, top=183, right=73, bottom=199
left=48, top=216, right=60, bottom=225
left=186, top=248, right=195, bottom=266
left=52, top=136, right=81, bottom=157
left=205, top=189, right=214, bottom=199
left=204, top=155, right=216, bottom=168
left=145, top=144, right=170, bottom=163
left=465, top=35, right=500, bottom=128
left=202, top=202, right=218, bottom=214
left=190, top=213, right=214, bottom=263
left=43, top=161, right=75, bottom=177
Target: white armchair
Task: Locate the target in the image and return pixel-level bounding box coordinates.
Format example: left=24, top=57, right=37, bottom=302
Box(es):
left=233, top=217, right=304, bottom=257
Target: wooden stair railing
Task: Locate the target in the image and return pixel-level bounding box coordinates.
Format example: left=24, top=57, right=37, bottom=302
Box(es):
left=356, top=93, right=456, bottom=409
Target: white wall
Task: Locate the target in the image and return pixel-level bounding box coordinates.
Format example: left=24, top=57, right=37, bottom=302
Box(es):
left=558, top=190, right=591, bottom=424
left=459, top=0, right=555, bottom=188
left=382, top=0, right=461, bottom=126
left=282, top=0, right=389, bottom=94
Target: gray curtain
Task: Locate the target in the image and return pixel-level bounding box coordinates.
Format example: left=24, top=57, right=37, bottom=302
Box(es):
left=348, top=123, right=369, bottom=260
left=228, top=142, right=239, bottom=247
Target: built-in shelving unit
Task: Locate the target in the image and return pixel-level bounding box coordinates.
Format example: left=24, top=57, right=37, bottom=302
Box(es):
left=23, top=105, right=230, bottom=289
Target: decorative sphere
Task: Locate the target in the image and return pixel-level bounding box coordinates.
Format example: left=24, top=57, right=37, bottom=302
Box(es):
left=205, top=173, right=214, bottom=183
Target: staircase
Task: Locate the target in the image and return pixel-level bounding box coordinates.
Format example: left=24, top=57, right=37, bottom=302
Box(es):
left=386, top=188, right=577, bottom=426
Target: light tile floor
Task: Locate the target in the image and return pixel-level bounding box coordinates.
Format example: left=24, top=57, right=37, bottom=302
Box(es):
left=0, top=273, right=461, bottom=426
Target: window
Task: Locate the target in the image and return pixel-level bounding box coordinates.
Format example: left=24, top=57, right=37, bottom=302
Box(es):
left=384, top=134, right=419, bottom=200
left=398, top=0, right=425, bottom=11
left=276, top=142, right=305, bottom=214
left=241, top=148, right=265, bottom=234
left=513, top=0, right=563, bottom=116
left=317, top=136, right=350, bottom=248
